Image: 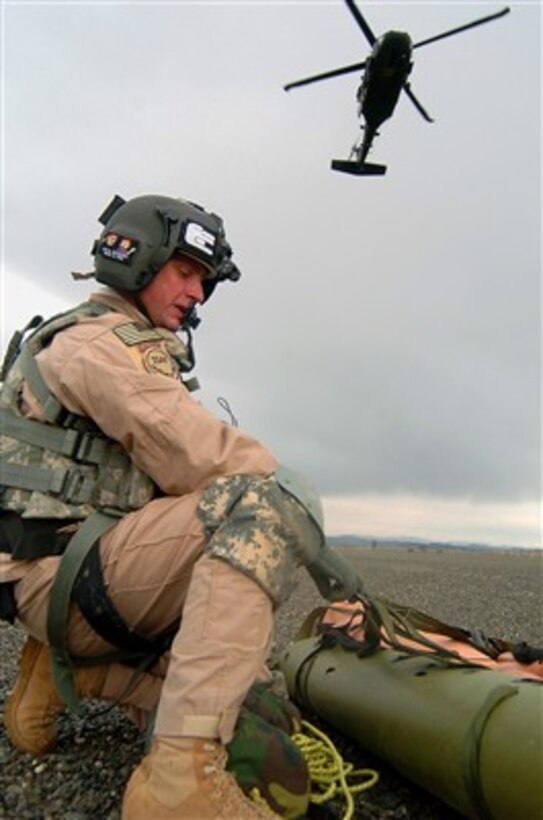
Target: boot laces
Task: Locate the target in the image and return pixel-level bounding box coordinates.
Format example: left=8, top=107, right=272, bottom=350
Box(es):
left=202, top=741, right=225, bottom=776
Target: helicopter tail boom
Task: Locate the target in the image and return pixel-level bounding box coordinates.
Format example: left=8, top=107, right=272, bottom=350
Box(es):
left=331, top=158, right=387, bottom=175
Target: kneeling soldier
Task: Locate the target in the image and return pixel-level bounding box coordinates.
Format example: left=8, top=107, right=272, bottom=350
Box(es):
left=0, top=194, right=360, bottom=818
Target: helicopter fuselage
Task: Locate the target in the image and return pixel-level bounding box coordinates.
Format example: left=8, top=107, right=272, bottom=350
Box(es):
left=284, top=2, right=510, bottom=176
left=357, top=31, right=413, bottom=129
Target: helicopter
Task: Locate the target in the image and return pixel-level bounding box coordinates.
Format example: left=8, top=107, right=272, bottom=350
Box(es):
left=284, top=1, right=510, bottom=176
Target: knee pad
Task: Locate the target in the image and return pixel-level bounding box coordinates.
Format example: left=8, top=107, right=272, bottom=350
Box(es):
left=197, top=471, right=323, bottom=606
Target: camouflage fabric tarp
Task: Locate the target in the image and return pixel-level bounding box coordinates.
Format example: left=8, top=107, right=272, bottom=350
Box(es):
left=227, top=704, right=310, bottom=819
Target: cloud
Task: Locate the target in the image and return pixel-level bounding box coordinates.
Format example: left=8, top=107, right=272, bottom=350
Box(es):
left=323, top=493, right=541, bottom=548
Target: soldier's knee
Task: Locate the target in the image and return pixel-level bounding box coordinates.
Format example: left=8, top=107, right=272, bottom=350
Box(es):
left=197, top=470, right=323, bottom=605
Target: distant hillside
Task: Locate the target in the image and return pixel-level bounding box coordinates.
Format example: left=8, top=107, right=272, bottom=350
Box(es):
left=326, top=534, right=529, bottom=553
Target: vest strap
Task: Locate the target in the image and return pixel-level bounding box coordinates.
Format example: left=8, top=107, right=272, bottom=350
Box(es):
left=0, top=408, right=109, bottom=464
left=1, top=462, right=96, bottom=505
left=18, top=345, right=64, bottom=423
left=12, top=300, right=112, bottom=424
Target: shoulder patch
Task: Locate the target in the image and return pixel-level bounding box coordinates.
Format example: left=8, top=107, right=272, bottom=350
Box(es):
left=112, top=322, right=163, bottom=347
left=141, top=346, right=177, bottom=378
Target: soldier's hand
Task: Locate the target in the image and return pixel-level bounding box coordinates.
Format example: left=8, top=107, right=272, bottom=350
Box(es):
left=306, top=546, right=364, bottom=602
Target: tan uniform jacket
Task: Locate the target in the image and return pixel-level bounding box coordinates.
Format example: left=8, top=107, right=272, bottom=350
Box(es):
left=0, top=288, right=278, bottom=583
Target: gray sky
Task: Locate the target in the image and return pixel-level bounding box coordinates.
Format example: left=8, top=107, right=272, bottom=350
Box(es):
left=2, top=1, right=541, bottom=546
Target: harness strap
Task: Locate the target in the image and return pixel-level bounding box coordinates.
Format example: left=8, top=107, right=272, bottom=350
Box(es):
left=46, top=511, right=118, bottom=711
left=383, top=600, right=510, bottom=660
left=72, top=541, right=177, bottom=659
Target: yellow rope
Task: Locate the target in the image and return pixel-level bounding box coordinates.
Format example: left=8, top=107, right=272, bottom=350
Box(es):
left=292, top=719, right=379, bottom=820
left=249, top=786, right=279, bottom=816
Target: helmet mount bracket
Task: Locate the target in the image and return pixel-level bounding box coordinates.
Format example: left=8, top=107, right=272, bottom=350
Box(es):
left=98, top=194, right=126, bottom=227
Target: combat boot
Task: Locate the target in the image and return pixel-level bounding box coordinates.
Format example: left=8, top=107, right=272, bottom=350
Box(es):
left=4, top=635, right=161, bottom=755
left=122, top=737, right=279, bottom=819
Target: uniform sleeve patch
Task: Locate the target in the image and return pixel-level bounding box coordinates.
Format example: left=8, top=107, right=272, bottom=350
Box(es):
left=113, top=322, right=163, bottom=346
left=112, top=322, right=178, bottom=379
left=141, top=346, right=177, bottom=378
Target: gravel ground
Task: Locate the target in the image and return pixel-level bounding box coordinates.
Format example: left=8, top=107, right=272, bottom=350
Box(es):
left=1, top=546, right=541, bottom=820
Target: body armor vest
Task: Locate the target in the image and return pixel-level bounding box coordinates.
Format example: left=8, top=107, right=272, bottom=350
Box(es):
left=0, top=301, right=158, bottom=522
left=0, top=301, right=199, bottom=706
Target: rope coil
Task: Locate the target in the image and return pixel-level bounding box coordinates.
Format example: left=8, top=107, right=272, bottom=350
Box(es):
left=293, top=719, right=379, bottom=820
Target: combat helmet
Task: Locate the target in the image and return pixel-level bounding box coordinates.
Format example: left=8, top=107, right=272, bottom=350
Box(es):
left=91, top=194, right=241, bottom=302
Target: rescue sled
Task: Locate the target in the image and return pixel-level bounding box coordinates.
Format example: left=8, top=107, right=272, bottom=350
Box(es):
left=279, top=596, right=543, bottom=820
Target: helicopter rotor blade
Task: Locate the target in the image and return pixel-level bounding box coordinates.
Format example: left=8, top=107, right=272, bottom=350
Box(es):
left=412, top=6, right=510, bottom=50
left=284, top=60, right=367, bottom=91
left=344, top=0, right=377, bottom=46
left=403, top=82, right=434, bottom=123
